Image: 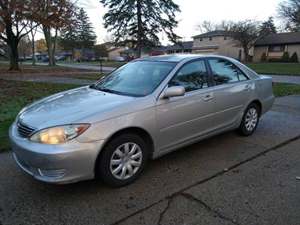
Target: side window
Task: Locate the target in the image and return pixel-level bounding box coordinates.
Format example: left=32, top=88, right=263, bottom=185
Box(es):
left=208, top=59, right=248, bottom=85
left=169, top=60, right=209, bottom=92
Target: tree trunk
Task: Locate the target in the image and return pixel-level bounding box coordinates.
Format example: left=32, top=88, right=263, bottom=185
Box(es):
left=30, top=29, right=36, bottom=66
left=8, top=40, right=19, bottom=70
left=43, top=26, right=56, bottom=66
left=136, top=0, right=143, bottom=58
left=243, top=45, right=250, bottom=62
left=52, top=28, right=58, bottom=63
left=6, top=24, right=20, bottom=70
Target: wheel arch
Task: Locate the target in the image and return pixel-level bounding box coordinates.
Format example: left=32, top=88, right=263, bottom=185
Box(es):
left=94, top=127, right=155, bottom=176
left=249, top=99, right=262, bottom=116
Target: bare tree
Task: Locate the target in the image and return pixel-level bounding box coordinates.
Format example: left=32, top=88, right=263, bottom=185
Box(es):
left=197, top=20, right=215, bottom=33
left=37, top=0, right=76, bottom=66
left=18, top=35, right=31, bottom=59
left=0, top=0, right=40, bottom=70
left=28, top=21, right=38, bottom=65
left=229, top=20, right=259, bottom=62
left=278, top=0, right=300, bottom=31
left=197, top=20, right=233, bottom=33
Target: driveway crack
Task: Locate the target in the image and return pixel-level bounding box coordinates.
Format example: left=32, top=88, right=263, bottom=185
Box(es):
left=157, top=197, right=174, bottom=225
left=180, top=192, right=241, bottom=225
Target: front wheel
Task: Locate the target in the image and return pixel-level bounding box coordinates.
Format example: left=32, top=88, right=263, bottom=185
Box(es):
left=97, top=133, right=149, bottom=187
left=238, top=103, right=260, bottom=136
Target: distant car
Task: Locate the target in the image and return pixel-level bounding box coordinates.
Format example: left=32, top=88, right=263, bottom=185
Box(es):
left=113, top=56, right=126, bottom=62
left=41, top=56, right=49, bottom=62
left=55, top=56, right=67, bottom=61
left=10, top=55, right=274, bottom=187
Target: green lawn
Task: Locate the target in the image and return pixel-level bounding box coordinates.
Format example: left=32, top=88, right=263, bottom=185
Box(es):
left=272, top=83, right=300, bottom=97
left=247, top=63, right=300, bottom=76
left=0, top=80, right=80, bottom=152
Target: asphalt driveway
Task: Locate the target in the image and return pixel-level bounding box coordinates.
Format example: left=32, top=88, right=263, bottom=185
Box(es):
left=0, top=96, right=300, bottom=225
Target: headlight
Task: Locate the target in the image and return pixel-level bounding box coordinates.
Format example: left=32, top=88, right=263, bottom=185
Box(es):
left=30, top=124, right=90, bottom=144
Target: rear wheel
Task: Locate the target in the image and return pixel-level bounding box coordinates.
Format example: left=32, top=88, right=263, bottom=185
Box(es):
left=97, top=133, right=149, bottom=187
left=238, top=103, right=260, bottom=136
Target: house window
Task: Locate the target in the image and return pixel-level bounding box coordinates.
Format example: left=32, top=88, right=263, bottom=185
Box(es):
left=209, top=37, right=213, bottom=41
left=268, top=45, right=285, bottom=52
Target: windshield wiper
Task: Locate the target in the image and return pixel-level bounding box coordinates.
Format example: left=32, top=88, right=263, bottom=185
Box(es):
left=90, top=85, right=142, bottom=97
left=98, top=88, right=118, bottom=94
left=90, top=85, right=122, bottom=95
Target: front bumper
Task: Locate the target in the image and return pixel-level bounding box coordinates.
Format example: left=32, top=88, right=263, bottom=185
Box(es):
left=9, top=122, right=105, bottom=184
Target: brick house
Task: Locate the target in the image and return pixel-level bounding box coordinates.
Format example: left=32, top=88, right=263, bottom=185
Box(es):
left=253, top=32, right=300, bottom=62
left=192, top=30, right=246, bottom=61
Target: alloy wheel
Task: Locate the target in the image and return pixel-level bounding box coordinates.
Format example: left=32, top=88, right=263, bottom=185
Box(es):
left=245, top=108, right=258, bottom=132
left=110, top=142, right=143, bottom=180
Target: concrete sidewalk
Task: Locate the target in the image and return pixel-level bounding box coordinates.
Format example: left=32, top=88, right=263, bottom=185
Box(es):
left=58, top=63, right=116, bottom=73
left=0, top=96, right=300, bottom=225
left=267, top=74, right=300, bottom=85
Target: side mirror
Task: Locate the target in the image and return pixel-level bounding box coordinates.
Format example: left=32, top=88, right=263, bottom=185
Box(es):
left=162, top=86, right=185, bottom=99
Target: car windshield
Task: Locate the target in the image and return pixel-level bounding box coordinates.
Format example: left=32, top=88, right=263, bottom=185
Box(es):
left=91, top=61, right=176, bottom=97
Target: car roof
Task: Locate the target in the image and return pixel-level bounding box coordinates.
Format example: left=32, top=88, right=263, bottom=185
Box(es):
left=135, top=54, right=203, bottom=63
left=135, top=54, right=232, bottom=63
left=133, top=54, right=260, bottom=79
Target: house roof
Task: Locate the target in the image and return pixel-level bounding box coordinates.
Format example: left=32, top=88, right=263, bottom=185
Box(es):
left=107, top=47, right=125, bottom=52
left=192, top=30, right=234, bottom=39
left=151, top=41, right=193, bottom=52
left=255, top=32, right=300, bottom=46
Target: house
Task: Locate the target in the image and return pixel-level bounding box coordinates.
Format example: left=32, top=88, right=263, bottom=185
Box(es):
left=107, top=47, right=127, bottom=60
left=148, top=41, right=193, bottom=56
left=253, top=32, right=300, bottom=62
left=192, top=30, right=245, bottom=60
left=73, top=48, right=96, bottom=61
left=165, top=41, right=194, bottom=54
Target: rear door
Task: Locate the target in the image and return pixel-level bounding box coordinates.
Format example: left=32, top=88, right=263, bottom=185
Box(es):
left=155, top=59, right=216, bottom=151
left=207, top=58, right=253, bottom=129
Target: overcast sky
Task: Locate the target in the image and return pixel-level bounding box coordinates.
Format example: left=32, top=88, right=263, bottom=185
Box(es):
left=78, top=0, right=283, bottom=44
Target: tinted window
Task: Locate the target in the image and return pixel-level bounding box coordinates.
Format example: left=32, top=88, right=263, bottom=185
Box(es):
left=169, top=60, right=209, bottom=92
left=93, top=61, right=175, bottom=97
left=208, top=59, right=248, bottom=85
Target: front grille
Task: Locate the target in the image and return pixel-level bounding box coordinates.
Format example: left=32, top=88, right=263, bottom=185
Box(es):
left=17, top=121, right=35, bottom=138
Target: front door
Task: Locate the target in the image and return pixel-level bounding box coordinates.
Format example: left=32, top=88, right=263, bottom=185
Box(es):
left=155, top=59, right=216, bottom=151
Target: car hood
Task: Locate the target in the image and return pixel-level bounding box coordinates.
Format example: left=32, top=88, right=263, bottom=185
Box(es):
left=18, top=86, right=137, bottom=129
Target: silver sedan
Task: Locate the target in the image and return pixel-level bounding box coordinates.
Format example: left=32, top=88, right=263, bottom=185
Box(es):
left=9, top=55, right=274, bottom=186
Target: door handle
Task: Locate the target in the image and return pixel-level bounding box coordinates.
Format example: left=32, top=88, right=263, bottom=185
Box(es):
left=244, top=84, right=251, bottom=91
left=202, top=93, right=214, bottom=102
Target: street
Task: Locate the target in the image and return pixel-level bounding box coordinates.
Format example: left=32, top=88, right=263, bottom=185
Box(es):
left=0, top=95, right=300, bottom=225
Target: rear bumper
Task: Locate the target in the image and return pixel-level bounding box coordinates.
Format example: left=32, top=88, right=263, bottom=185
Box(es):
left=9, top=122, right=105, bottom=184
left=262, top=95, right=275, bottom=115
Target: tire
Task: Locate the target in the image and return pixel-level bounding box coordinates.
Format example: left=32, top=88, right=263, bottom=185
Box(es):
left=238, top=103, right=260, bottom=136
left=97, top=133, right=149, bottom=187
